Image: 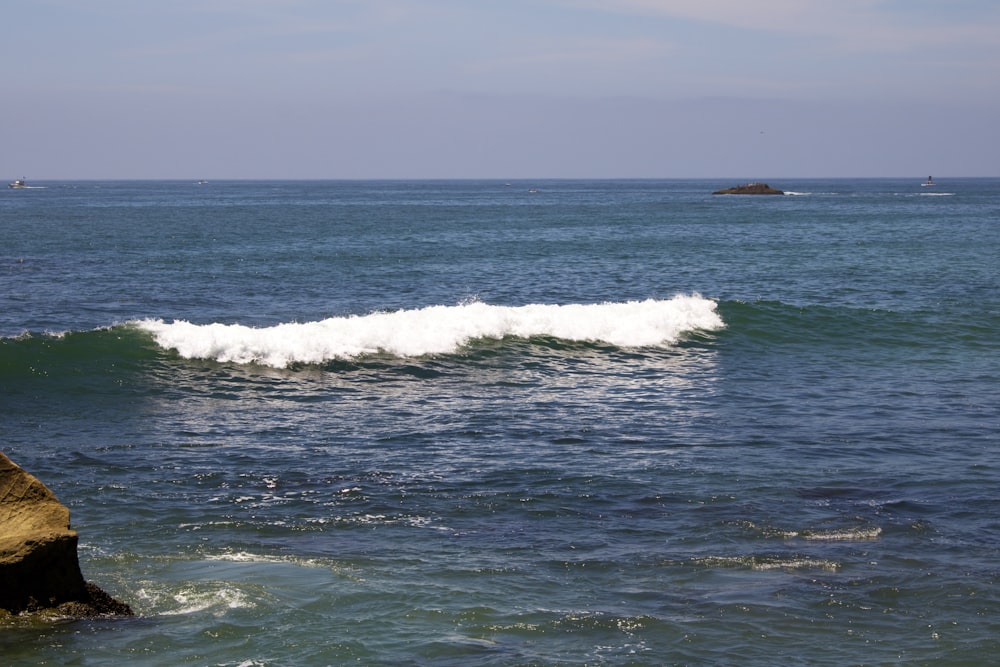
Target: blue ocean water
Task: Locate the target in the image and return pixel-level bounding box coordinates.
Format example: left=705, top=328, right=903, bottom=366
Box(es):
left=1, top=179, right=998, bottom=665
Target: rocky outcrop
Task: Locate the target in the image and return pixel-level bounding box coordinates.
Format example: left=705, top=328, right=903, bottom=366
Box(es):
left=712, top=182, right=785, bottom=195
left=0, top=451, right=132, bottom=617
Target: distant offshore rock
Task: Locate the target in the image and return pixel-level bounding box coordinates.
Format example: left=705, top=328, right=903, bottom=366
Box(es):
left=0, top=451, right=132, bottom=619
left=712, top=182, right=785, bottom=195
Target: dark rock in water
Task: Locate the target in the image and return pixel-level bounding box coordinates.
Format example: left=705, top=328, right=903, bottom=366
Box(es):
left=0, top=451, right=132, bottom=617
left=712, top=182, right=785, bottom=195
left=48, top=582, right=135, bottom=617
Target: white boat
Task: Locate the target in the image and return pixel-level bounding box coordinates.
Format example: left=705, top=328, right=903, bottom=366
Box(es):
left=921, top=176, right=935, bottom=187
left=8, top=177, right=27, bottom=189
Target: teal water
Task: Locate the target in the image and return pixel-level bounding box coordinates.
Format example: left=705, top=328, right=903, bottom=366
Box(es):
left=1, top=179, right=998, bottom=665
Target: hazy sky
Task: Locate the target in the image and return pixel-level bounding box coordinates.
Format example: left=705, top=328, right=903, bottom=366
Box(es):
left=4, top=1, right=998, bottom=179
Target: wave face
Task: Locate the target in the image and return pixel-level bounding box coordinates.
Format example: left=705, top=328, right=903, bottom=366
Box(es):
left=136, top=295, right=722, bottom=366
left=0, top=326, right=158, bottom=385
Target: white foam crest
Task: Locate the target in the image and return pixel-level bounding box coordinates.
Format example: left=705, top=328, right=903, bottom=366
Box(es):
left=696, top=555, right=840, bottom=572
left=799, top=526, right=882, bottom=541
left=204, top=550, right=325, bottom=567
left=136, top=585, right=255, bottom=616
left=136, top=295, right=723, bottom=367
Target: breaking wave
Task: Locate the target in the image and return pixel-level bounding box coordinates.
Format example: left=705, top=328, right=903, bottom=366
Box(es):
left=137, top=295, right=723, bottom=367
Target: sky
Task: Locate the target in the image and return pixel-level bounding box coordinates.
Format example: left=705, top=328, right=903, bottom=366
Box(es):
left=3, top=0, right=999, bottom=179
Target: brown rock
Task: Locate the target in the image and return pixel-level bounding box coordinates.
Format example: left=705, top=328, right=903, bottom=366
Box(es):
left=0, top=451, right=132, bottom=617
left=712, top=182, right=785, bottom=195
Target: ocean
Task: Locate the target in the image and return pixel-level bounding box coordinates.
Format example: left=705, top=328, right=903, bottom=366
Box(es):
left=1, top=179, right=997, bottom=665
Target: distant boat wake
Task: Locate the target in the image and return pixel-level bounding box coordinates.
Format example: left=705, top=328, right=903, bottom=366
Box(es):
left=136, top=296, right=724, bottom=367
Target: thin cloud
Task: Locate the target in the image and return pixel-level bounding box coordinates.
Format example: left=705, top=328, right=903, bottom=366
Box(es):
left=556, top=0, right=1000, bottom=52
left=467, top=36, right=675, bottom=72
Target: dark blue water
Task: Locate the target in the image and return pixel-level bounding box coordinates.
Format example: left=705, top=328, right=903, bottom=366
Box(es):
left=1, top=179, right=998, bottom=665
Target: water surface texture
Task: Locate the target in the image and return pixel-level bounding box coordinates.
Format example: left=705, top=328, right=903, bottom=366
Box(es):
left=2, top=179, right=998, bottom=665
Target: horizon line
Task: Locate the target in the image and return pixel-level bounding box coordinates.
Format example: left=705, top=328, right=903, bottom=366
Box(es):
left=6, top=175, right=994, bottom=182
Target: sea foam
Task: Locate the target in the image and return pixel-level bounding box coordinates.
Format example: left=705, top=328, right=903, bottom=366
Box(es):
left=136, top=295, right=723, bottom=367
